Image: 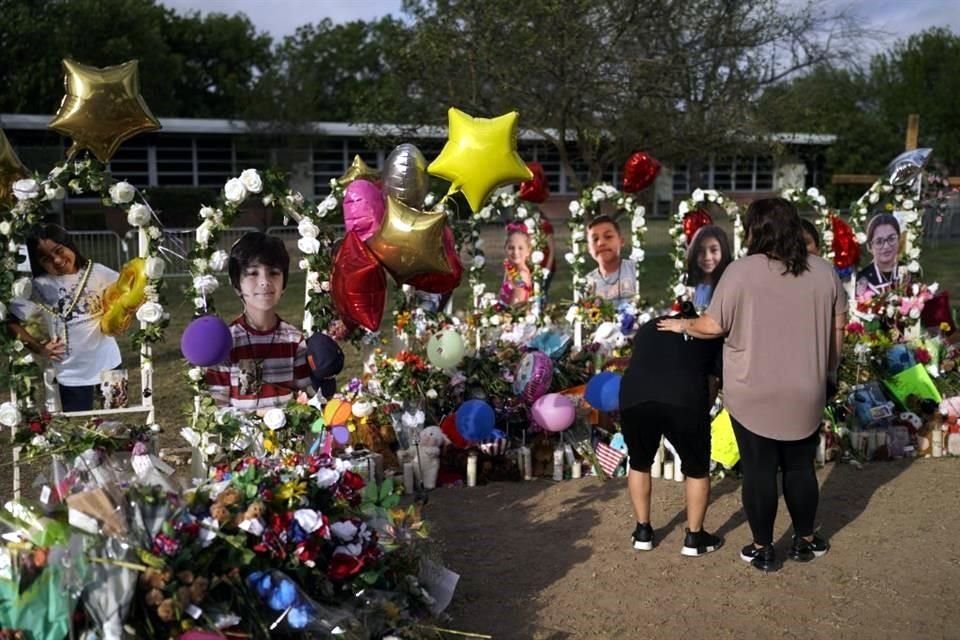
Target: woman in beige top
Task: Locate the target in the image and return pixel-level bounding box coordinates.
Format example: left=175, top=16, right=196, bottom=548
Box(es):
left=659, top=198, right=846, bottom=573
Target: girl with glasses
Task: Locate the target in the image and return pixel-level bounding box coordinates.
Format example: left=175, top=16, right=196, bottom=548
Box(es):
left=855, top=213, right=912, bottom=298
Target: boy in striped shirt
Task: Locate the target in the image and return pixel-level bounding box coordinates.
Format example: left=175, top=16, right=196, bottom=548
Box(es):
left=206, top=232, right=312, bottom=411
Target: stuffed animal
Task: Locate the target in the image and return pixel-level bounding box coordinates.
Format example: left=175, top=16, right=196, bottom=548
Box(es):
left=411, top=426, right=450, bottom=490
left=530, top=435, right=555, bottom=477
left=848, top=382, right=894, bottom=429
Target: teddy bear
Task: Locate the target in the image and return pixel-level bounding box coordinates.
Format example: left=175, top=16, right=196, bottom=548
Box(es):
left=530, top=434, right=555, bottom=477
left=411, top=426, right=450, bottom=490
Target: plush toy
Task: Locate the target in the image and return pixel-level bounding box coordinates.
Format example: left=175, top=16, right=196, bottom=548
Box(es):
left=411, top=426, right=450, bottom=490
left=530, top=435, right=555, bottom=477
left=940, top=396, right=960, bottom=419
left=848, top=382, right=895, bottom=429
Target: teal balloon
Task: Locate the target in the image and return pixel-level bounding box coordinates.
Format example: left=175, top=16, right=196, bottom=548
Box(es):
left=427, top=329, right=465, bottom=369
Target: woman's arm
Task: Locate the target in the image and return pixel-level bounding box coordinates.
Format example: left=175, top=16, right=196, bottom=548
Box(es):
left=828, top=310, right=845, bottom=381
left=5, top=319, right=65, bottom=361
left=656, top=313, right=725, bottom=339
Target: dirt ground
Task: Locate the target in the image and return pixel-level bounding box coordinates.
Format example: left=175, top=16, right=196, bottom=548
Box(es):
left=425, top=458, right=960, bottom=640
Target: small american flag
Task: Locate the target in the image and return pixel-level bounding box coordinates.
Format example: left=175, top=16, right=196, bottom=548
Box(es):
left=595, top=441, right=627, bottom=478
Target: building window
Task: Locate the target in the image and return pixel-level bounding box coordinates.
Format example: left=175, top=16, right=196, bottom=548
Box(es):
left=735, top=157, right=754, bottom=191
left=755, top=155, right=774, bottom=190
left=195, top=136, right=234, bottom=188
left=107, top=145, right=149, bottom=188
left=672, top=164, right=689, bottom=193
left=313, top=139, right=346, bottom=196
left=155, top=135, right=195, bottom=186
left=671, top=155, right=776, bottom=193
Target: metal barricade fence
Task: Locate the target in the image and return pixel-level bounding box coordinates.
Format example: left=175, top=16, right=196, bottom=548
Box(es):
left=72, top=230, right=124, bottom=271
left=125, top=227, right=260, bottom=276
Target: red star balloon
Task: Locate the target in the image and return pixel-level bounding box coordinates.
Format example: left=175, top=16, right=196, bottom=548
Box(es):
left=331, top=232, right=387, bottom=332
left=622, top=151, right=661, bottom=193
left=518, top=161, right=550, bottom=203
left=407, top=226, right=463, bottom=294
left=683, top=209, right=713, bottom=244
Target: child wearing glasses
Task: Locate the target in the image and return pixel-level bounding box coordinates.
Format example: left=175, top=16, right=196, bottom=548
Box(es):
left=855, top=213, right=912, bottom=298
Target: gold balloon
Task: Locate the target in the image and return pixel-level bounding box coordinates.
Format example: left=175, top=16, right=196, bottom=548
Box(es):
left=428, top=107, right=533, bottom=213
left=366, top=196, right=452, bottom=283
left=48, top=59, right=161, bottom=163
left=337, top=154, right=380, bottom=187
left=0, top=128, right=29, bottom=206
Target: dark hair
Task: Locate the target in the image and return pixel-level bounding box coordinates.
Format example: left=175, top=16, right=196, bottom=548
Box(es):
left=866, top=213, right=900, bottom=245
left=228, top=232, right=290, bottom=290
left=685, top=225, right=732, bottom=286
left=743, top=198, right=809, bottom=276
left=587, top=214, right=621, bottom=235
left=25, top=224, right=89, bottom=277
left=799, top=218, right=820, bottom=249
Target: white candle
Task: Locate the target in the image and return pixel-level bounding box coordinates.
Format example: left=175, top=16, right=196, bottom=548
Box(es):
left=467, top=453, right=478, bottom=487
left=571, top=459, right=582, bottom=479
left=674, top=467, right=684, bottom=482
left=521, top=447, right=532, bottom=480
left=651, top=448, right=662, bottom=479
left=663, top=460, right=674, bottom=481
left=403, top=462, right=415, bottom=495
left=552, top=446, right=564, bottom=481
left=932, top=425, right=944, bottom=458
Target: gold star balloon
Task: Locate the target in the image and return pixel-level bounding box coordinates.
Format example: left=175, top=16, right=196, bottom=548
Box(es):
left=0, top=128, right=29, bottom=206
left=428, top=107, right=534, bottom=213
left=366, top=195, right=452, bottom=283
left=48, top=59, right=161, bottom=163
left=337, top=155, right=380, bottom=187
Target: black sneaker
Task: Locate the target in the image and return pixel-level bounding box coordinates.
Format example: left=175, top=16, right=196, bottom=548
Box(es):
left=740, top=543, right=779, bottom=572
left=632, top=522, right=654, bottom=551
left=789, top=534, right=829, bottom=562
left=681, top=528, right=724, bottom=557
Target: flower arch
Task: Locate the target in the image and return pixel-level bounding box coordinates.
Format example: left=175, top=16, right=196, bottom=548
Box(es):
left=565, top=183, right=646, bottom=333
left=850, top=177, right=938, bottom=273
left=667, top=188, right=742, bottom=304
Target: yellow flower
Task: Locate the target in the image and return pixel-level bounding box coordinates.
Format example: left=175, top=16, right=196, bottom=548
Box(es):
left=941, top=322, right=952, bottom=332
left=263, top=436, right=277, bottom=453
left=276, top=480, right=307, bottom=503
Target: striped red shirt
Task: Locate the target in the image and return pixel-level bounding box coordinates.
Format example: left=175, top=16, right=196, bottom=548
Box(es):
left=205, top=315, right=312, bottom=411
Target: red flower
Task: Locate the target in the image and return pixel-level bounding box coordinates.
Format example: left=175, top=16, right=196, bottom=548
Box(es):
left=914, top=348, right=931, bottom=364
left=327, top=553, right=364, bottom=581
left=340, top=471, right=365, bottom=491
left=28, top=421, right=44, bottom=434
left=846, top=321, right=864, bottom=335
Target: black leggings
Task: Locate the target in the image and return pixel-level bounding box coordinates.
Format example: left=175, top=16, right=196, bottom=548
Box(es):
left=731, top=416, right=820, bottom=545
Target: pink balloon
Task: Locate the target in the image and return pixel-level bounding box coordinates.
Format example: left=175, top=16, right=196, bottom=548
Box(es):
left=343, top=179, right=385, bottom=241
left=531, top=393, right=576, bottom=433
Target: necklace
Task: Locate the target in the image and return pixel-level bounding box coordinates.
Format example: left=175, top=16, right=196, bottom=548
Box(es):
left=870, top=262, right=899, bottom=294
left=34, top=261, right=94, bottom=355
left=238, top=314, right=281, bottom=406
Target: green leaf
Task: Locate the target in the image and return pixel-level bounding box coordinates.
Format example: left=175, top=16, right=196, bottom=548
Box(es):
left=378, top=478, right=394, bottom=501
left=382, top=495, right=400, bottom=509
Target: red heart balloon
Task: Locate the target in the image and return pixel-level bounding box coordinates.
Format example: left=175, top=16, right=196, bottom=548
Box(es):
left=331, top=232, right=387, bottom=332
left=830, top=215, right=860, bottom=270
left=622, top=151, right=661, bottom=193
left=682, top=209, right=713, bottom=244
left=440, top=412, right=469, bottom=449
left=519, top=161, right=550, bottom=203
left=407, top=226, right=463, bottom=294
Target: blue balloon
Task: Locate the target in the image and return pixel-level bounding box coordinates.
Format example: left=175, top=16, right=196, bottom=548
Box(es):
left=288, top=603, right=314, bottom=629
left=455, top=399, right=496, bottom=442
left=585, top=371, right=622, bottom=412
left=267, top=578, right=298, bottom=611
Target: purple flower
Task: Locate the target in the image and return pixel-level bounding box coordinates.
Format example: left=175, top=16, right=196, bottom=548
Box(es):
left=348, top=377, right=362, bottom=393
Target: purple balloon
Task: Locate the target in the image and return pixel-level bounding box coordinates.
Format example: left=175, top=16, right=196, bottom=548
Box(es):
left=513, top=351, right=553, bottom=404
left=531, top=393, right=576, bottom=433
left=343, top=179, right=385, bottom=242
left=181, top=315, right=232, bottom=366
left=331, top=425, right=350, bottom=445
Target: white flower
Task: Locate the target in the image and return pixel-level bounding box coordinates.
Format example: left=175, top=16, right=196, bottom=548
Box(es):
left=351, top=401, right=374, bottom=418
left=474, top=237, right=485, bottom=250
left=330, top=520, right=358, bottom=541
left=224, top=178, right=247, bottom=204
left=44, top=185, right=65, bottom=201
left=239, top=169, right=263, bottom=194
left=0, top=402, right=21, bottom=427
left=426, top=389, right=438, bottom=399
left=298, top=219, right=320, bottom=239
left=317, top=195, right=338, bottom=214
left=568, top=200, right=582, bottom=215
left=907, top=260, right=921, bottom=273
left=530, top=250, right=545, bottom=264
left=314, top=467, right=340, bottom=488
left=209, top=250, right=229, bottom=272
left=11, top=277, right=31, bottom=299
left=126, top=203, right=151, bottom=227
left=136, top=301, right=164, bottom=324
left=902, top=199, right=914, bottom=210
left=67, top=179, right=82, bottom=194
left=193, top=258, right=208, bottom=272
left=523, top=217, right=536, bottom=233
left=561, top=251, right=575, bottom=266
left=147, top=227, right=161, bottom=240
left=489, top=314, right=502, bottom=326
left=144, top=256, right=165, bottom=279
left=109, top=181, right=136, bottom=204
left=902, top=210, right=918, bottom=224
left=591, top=188, right=605, bottom=202
left=630, top=248, right=645, bottom=262
left=193, top=297, right=206, bottom=310
left=0, top=221, right=9, bottom=236
left=199, top=206, right=216, bottom=220
left=298, top=259, right=309, bottom=270
left=195, top=220, right=214, bottom=247
left=674, top=259, right=684, bottom=270
left=692, top=188, right=705, bottom=202
left=673, top=283, right=687, bottom=297
left=0, top=301, right=6, bottom=321
left=471, top=283, right=486, bottom=297
left=677, top=201, right=689, bottom=215
left=293, top=509, right=325, bottom=535
left=908, top=247, right=920, bottom=259
left=262, top=408, right=287, bottom=430
left=908, top=307, right=922, bottom=319
left=12, top=179, right=39, bottom=201
left=188, top=367, right=204, bottom=382
left=48, top=165, right=65, bottom=179
left=193, top=274, right=219, bottom=295
left=30, top=435, right=49, bottom=449
left=817, top=195, right=826, bottom=206
left=805, top=187, right=820, bottom=198
left=570, top=228, right=585, bottom=242
left=855, top=232, right=867, bottom=244
left=262, top=194, right=275, bottom=207
left=869, top=192, right=879, bottom=204
left=18, top=353, right=34, bottom=366
left=298, top=237, right=321, bottom=255
left=472, top=255, right=485, bottom=269
left=392, top=360, right=405, bottom=371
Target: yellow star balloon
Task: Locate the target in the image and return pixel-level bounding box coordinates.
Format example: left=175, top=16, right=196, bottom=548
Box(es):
left=48, top=59, right=161, bottom=163
left=428, top=107, right=533, bottom=213
left=0, top=128, right=29, bottom=206
left=366, top=196, right=452, bottom=283
left=337, top=155, right=380, bottom=187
